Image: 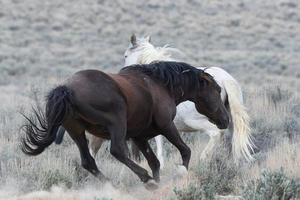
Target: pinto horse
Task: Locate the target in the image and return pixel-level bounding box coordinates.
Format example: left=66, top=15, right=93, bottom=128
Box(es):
left=21, top=61, right=229, bottom=189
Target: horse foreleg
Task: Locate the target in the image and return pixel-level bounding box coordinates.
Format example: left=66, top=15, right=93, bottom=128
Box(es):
left=163, top=122, right=191, bottom=175
left=154, top=135, right=164, bottom=169
left=108, top=122, right=156, bottom=189
left=133, top=138, right=160, bottom=182
left=183, top=119, right=222, bottom=161
left=200, top=130, right=221, bottom=161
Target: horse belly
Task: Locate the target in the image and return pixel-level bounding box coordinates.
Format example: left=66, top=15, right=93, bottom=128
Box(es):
left=126, top=95, right=153, bottom=131
left=127, top=110, right=153, bottom=133
left=127, top=126, right=161, bottom=139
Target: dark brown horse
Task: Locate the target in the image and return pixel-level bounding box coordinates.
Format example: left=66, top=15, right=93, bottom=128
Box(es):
left=21, top=61, right=229, bottom=189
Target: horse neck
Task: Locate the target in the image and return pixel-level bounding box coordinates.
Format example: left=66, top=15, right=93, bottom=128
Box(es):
left=169, top=87, right=194, bottom=106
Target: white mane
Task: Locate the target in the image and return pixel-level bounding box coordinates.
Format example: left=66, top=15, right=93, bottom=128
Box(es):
left=135, top=42, right=182, bottom=64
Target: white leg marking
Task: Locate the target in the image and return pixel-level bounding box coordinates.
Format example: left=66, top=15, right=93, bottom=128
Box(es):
left=155, top=135, right=164, bottom=169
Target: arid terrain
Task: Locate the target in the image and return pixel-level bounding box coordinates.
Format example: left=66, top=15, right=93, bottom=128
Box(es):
left=0, top=0, right=299, bottom=199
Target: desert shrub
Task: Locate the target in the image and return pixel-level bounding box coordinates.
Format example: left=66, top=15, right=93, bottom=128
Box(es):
left=284, top=117, right=300, bottom=141
left=291, top=104, right=300, bottom=118
left=174, top=184, right=204, bottom=200
left=174, top=149, right=238, bottom=200
left=41, top=169, right=73, bottom=190
left=196, top=158, right=238, bottom=196
left=247, top=87, right=300, bottom=153
left=266, top=86, right=292, bottom=107
left=243, top=169, right=300, bottom=200
left=284, top=103, right=300, bottom=140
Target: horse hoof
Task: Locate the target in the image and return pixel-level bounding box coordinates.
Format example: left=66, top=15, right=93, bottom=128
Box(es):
left=144, top=179, right=159, bottom=190
left=176, top=165, right=188, bottom=177
left=154, top=176, right=160, bottom=183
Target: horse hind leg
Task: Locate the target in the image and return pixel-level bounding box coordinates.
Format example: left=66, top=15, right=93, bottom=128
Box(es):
left=200, top=129, right=221, bottom=161
left=65, top=121, right=107, bottom=181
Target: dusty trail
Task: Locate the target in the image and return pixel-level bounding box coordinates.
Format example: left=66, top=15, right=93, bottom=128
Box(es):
left=0, top=169, right=193, bottom=200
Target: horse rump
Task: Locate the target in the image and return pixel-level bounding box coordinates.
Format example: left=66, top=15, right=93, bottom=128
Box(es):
left=21, top=85, right=74, bottom=155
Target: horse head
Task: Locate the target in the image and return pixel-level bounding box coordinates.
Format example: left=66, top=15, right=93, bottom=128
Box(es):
left=124, top=34, right=180, bottom=66
left=124, top=34, right=154, bottom=66
left=192, top=71, right=230, bottom=129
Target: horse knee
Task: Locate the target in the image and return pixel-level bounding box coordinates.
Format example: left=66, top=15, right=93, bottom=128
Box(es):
left=110, top=145, right=127, bottom=161
left=110, top=146, right=120, bottom=158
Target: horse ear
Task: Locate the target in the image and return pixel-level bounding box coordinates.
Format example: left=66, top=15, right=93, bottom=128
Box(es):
left=131, top=34, right=137, bottom=46
left=146, top=35, right=151, bottom=43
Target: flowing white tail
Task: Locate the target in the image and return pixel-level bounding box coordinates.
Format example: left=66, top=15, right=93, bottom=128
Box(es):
left=223, top=80, right=254, bottom=162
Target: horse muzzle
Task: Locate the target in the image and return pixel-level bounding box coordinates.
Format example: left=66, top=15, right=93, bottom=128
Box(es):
left=208, top=116, right=229, bottom=129
left=216, top=120, right=229, bottom=129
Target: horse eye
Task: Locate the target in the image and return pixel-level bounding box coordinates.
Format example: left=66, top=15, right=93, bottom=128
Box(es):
left=124, top=55, right=128, bottom=58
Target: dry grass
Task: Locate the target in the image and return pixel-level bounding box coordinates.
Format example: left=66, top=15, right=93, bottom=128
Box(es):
left=245, top=140, right=300, bottom=180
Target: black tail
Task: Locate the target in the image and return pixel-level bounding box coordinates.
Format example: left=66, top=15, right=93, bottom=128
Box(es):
left=21, top=85, right=74, bottom=155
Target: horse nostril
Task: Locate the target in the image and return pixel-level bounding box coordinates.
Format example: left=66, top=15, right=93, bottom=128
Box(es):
left=218, top=122, right=228, bottom=129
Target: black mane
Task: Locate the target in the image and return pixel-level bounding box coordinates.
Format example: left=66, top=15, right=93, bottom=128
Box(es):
left=120, top=61, right=216, bottom=95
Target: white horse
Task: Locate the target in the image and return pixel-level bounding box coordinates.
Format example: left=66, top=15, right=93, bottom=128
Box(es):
left=89, top=35, right=254, bottom=168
